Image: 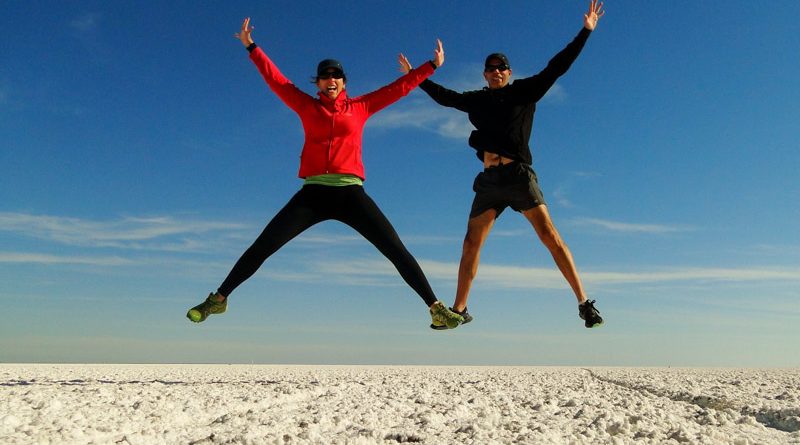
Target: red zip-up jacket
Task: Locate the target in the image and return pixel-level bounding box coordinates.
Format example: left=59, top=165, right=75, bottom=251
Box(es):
left=249, top=47, right=435, bottom=180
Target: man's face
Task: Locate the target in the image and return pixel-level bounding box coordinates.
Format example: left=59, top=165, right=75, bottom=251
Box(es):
left=483, top=57, right=512, bottom=89
left=317, top=69, right=346, bottom=99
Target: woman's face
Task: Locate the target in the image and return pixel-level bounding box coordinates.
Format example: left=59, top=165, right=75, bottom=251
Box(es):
left=317, top=68, right=345, bottom=100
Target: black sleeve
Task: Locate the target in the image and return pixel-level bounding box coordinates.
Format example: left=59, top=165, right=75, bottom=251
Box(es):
left=419, top=79, right=472, bottom=112
left=513, top=27, right=591, bottom=102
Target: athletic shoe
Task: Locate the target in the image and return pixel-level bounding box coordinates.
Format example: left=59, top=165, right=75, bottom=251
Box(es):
left=431, top=306, right=473, bottom=330
left=454, top=307, right=473, bottom=325
left=187, top=292, right=227, bottom=323
left=429, top=301, right=464, bottom=330
left=579, top=299, right=603, bottom=328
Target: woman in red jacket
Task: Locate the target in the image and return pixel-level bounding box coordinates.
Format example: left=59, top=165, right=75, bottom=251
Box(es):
left=187, top=18, right=464, bottom=330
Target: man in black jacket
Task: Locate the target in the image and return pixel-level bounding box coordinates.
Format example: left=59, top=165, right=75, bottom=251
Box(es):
left=400, top=0, right=605, bottom=329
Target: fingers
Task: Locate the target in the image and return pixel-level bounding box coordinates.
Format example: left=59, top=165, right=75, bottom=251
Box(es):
left=397, top=53, right=411, bottom=73
left=434, top=38, right=445, bottom=67
left=236, top=17, right=254, bottom=44
left=402, top=54, right=413, bottom=70
left=585, top=0, right=604, bottom=25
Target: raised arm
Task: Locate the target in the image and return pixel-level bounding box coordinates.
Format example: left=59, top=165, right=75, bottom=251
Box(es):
left=361, top=39, right=444, bottom=115
left=398, top=40, right=471, bottom=111
left=514, top=1, right=604, bottom=102
left=235, top=18, right=311, bottom=112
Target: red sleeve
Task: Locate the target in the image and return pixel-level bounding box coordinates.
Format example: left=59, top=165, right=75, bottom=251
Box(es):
left=249, top=47, right=312, bottom=112
left=360, top=62, right=436, bottom=116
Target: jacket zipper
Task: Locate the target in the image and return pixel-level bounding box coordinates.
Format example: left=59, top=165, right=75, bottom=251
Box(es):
left=326, top=103, right=336, bottom=173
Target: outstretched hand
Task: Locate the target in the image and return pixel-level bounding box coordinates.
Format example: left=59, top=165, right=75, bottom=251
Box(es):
left=234, top=17, right=255, bottom=47
left=583, top=0, right=605, bottom=31
left=398, top=39, right=444, bottom=75
left=398, top=54, right=412, bottom=74
left=432, top=38, right=444, bottom=68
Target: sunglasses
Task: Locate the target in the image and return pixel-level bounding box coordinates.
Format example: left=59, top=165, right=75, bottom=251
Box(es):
left=484, top=64, right=510, bottom=73
left=318, top=72, right=344, bottom=80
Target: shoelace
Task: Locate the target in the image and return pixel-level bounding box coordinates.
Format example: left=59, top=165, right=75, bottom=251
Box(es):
left=581, top=300, right=601, bottom=319
left=431, top=303, right=458, bottom=322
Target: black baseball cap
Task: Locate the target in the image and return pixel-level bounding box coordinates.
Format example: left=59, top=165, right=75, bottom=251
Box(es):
left=484, top=53, right=510, bottom=68
left=317, top=59, right=345, bottom=77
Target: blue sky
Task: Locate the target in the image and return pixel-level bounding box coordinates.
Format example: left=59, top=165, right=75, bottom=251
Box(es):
left=1, top=1, right=798, bottom=366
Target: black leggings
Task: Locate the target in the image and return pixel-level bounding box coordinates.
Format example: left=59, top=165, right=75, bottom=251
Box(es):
left=218, top=185, right=438, bottom=306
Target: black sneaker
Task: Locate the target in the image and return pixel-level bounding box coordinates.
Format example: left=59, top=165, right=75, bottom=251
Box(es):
left=430, top=306, right=472, bottom=330
left=453, top=307, right=473, bottom=325
left=579, top=299, right=603, bottom=328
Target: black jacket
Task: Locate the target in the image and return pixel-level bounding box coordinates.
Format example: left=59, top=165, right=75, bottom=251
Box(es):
left=418, top=28, right=591, bottom=165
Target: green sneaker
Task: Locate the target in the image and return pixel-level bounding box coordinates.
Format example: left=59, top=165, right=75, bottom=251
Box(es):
left=429, top=301, right=463, bottom=330
left=187, top=293, right=227, bottom=323
left=430, top=306, right=473, bottom=330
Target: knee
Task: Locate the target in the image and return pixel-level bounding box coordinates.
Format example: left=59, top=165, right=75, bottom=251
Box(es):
left=539, top=227, right=565, bottom=252
left=462, top=232, right=483, bottom=255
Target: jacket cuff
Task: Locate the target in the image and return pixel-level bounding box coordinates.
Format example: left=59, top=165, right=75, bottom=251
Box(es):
left=246, top=43, right=258, bottom=53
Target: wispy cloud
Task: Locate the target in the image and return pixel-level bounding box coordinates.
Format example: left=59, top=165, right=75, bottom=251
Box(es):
left=69, top=13, right=100, bottom=32
left=541, top=83, right=567, bottom=104
left=369, top=100, right=474, bottom=139
left=552, top=171, right=602, bottom=208
left=292, top=233, right=371, bottom=245
left=0, top=212, right=454, bottom=262
left=0, top=252, right=133, bottom=266
left=751, top=243, right=800, bottom=256
left=580, top=267, right=800, bottom=284
left=370, top=66, right=568, bottom=140
left=0, top=212, right=248, bottom=251
left=571, top=217, right=692, bottom=234
left=299, top=257, right=800, bottom=289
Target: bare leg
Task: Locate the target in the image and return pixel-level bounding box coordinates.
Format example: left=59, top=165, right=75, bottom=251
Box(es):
left=453, top=209, right=497, bottom=312
left=522, top=205, right=587, bottom=303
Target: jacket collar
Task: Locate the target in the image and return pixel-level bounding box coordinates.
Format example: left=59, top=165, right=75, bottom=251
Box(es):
left=318, top=90, right=348, bottom=111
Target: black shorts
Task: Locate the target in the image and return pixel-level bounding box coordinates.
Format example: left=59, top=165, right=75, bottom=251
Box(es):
left=469, top=162, right=546, bottom=218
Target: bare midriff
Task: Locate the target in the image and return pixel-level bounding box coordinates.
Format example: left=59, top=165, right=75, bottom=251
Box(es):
left=483, top=151, right=516, bottom=169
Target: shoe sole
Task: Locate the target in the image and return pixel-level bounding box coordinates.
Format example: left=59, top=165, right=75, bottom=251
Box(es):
left=429, top=317, right=470, bottom=330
